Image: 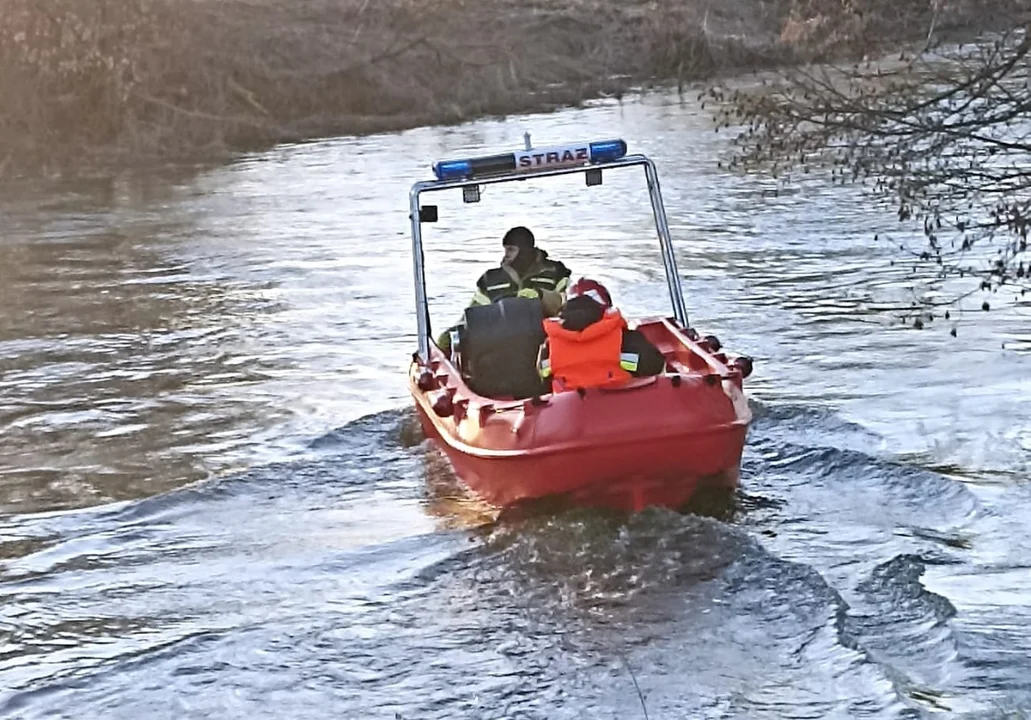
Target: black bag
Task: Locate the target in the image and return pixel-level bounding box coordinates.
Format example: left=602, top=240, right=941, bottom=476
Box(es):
left=460, top=297, right=548, bottom=399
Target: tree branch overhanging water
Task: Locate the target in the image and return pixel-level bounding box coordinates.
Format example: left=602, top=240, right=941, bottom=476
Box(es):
left=711, top=10, right=1031, bottom=328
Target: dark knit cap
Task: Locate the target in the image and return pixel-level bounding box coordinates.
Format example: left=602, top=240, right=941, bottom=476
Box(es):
left=501, top=226, right=535, bottom=250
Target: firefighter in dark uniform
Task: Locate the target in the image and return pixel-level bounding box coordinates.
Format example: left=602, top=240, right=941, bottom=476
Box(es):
left=437, top=226, right=571, bottom=353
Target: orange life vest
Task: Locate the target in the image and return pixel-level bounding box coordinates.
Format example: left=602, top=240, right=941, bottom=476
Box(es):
left=543, top=309, right=631, bottom=391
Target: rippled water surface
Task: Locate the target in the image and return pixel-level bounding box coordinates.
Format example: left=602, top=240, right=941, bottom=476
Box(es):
left=1, top=92, right=1030, bottom=719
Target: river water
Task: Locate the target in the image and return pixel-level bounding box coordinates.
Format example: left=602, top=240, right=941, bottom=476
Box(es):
left=1, top=91, right=1029, bottom=718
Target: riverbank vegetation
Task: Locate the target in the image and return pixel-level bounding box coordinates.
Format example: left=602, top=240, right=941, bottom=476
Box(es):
left=715, top=2, right=1031, bottom=324
left=0, top=0, right=1017, bottom=177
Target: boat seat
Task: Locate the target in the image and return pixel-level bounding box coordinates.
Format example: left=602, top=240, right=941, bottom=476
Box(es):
left=459, top=296, right=549, bottom=400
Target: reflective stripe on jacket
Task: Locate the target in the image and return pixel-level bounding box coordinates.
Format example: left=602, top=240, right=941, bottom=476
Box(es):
left=540, top=309, right=632, bottom=391
left=473, top=251, right=571, bottom=308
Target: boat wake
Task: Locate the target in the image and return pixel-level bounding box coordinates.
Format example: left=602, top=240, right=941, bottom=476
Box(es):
left=0, top=400, right=1021, bottom=718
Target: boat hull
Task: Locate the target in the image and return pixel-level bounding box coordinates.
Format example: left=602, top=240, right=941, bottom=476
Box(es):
left=409, top=318, right=752, bottom=512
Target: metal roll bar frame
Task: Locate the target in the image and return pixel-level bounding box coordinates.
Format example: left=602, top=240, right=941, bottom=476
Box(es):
left=408, top=155, right=689, bottom=363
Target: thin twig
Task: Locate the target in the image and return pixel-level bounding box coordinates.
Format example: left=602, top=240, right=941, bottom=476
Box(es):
left=617, top=650, right=650, bottom=720
left=923, top=0, right=942, bottom=52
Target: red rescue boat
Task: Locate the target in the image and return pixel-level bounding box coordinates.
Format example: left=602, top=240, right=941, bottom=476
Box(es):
left=406, top=136, right=753, bottom=512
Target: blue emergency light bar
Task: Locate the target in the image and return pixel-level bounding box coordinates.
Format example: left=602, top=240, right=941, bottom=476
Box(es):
left=432, top=139, right=628, bottom=181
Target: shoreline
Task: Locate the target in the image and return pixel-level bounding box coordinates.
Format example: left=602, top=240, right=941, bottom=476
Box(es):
left=0, top=0, right=1020, bottom=180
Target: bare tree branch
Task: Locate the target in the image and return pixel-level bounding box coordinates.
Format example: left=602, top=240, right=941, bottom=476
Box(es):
left=710, top=19, right=1031, bottom=329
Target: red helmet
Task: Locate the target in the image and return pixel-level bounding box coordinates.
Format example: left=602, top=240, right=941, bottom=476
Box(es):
left=567, top=278, right=612, bottom=308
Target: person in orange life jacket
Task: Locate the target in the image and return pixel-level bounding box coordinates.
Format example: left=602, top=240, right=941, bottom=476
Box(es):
left=436, top=226, right=572, bottom=353
left=537, top=278, right=666, bottom=391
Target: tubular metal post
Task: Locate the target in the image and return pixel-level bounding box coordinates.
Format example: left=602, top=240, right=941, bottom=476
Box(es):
left=643, top=159, right=690, bottom=327
left=409, top=186, right=430, bottom=362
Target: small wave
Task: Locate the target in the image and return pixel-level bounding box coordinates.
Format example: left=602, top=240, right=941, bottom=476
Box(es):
left=306, top=407, right=414, bottom=451
left=843, top=554, right=963, bottom=712
left=748, top=398, right=888, bottom=458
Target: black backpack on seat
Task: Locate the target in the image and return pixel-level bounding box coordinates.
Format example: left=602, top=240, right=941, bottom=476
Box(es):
left=459, top=297, right=548, bottom=399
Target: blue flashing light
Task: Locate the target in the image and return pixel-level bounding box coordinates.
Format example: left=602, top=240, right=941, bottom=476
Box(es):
left=433, top=159, right=473, bottom=181
left=588, top=139, right=628, bottom=164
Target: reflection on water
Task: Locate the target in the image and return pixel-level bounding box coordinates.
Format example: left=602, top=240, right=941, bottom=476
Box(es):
left=0, top=91, right=1029, bottom=718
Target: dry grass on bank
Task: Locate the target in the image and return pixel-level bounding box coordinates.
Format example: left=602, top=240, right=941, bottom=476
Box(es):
left=0, top=0, right=1021, bottom=176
